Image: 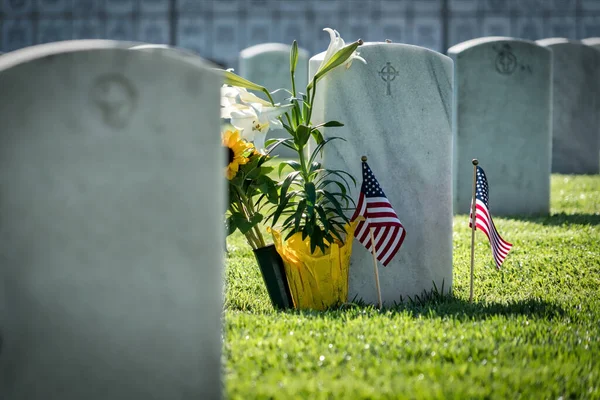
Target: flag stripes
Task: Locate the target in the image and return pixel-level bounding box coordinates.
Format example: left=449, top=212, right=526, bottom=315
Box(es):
left=351, top=161, right=406, bottom=267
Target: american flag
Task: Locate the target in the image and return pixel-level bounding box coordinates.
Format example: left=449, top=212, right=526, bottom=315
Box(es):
left=469, top=166, right=513, bottom=269
left=351, top=160, right=406, bottom=266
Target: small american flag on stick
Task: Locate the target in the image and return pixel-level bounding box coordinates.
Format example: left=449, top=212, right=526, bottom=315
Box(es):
left=469, top=165, right=513, bottom=269
left=351, top=157, right=406, bottom=267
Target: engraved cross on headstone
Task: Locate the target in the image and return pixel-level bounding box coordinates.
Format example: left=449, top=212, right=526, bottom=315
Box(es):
left=379, top=62, right=399, bottom=95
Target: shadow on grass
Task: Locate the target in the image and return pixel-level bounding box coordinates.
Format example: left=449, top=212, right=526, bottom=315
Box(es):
left=455, top=212, right=600, bottom=226
left=276, top=283, right=567, bottom=322
left=503, top=212, right=600, bottom=226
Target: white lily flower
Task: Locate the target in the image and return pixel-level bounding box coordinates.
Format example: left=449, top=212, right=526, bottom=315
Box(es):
left=316, top=28, right=366, bottom=75
left=222, top=85, right=293, bottom=151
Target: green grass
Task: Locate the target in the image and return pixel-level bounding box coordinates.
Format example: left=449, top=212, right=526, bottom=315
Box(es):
left=224, top=174, right=600, bottom=399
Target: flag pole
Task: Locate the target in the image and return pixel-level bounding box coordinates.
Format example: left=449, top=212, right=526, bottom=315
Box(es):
left=361, top=155, right=383, bottom=309
left=469, top=158, right=479, bottom=303
left=369, top=227, right=383, bottom=310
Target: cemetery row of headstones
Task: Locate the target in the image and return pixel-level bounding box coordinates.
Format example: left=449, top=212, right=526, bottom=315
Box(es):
left=239, top=38, right=600, bottom=213
left=0, top=35, right=598, bottom=398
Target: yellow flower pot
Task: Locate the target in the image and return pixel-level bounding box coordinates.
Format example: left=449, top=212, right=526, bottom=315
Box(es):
left=270, top=222, right=358, bottom=311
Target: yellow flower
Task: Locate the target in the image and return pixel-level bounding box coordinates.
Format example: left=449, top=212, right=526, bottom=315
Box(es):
left=223, top=130, right=253, bottom=180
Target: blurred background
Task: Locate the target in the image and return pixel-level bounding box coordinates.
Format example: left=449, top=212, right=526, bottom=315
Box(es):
left=1, top=0, right=599, bottom=68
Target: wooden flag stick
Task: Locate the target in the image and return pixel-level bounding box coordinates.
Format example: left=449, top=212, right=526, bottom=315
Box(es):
left=469, top=158, right=479, bottom=303
left=369, top=227, right=383, bottom=309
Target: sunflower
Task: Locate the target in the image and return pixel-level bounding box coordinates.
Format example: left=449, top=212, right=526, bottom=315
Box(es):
left=223, top=130, right=253, bottom=180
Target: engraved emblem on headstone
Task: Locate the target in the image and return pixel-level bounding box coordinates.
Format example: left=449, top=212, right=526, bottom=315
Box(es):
left=90, top=74, right=137, bottom=129
left=494, top=44, right=518, bottom=75
left=379, top=62, right=399, bottom=95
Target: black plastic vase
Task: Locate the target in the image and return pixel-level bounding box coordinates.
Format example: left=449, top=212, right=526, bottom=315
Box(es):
left=253, top=245, right=293, bottom=310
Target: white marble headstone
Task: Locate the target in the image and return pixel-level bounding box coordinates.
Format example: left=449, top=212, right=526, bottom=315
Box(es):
left=0, top=40, right=223, bottom=399
left=448, top=37, right=553, bottom=216
left=309, top=42, right=453, bottom=305
left=536, top=38, right=600, bottom=174
left=239, top=43, right=309, bottom=156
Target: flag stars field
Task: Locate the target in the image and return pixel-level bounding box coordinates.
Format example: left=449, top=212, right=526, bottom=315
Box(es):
left=224, top=174, right=600, bottom=399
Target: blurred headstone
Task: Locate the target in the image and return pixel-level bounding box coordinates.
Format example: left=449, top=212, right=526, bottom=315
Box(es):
left=449, top=37, right=553, bottom=215
left=537, top=38, right=600, bottom=174
left=0, top=40, right=223, bottom=400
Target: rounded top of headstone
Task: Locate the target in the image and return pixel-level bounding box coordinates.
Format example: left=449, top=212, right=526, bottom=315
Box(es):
left=448, top=36, right=541, bottom=55
left=582, top=37, right=600, bottom=47
left=240, top=43, right=309, bottom=59
left=129, top=43, right=202, bottom=59
left=0, top=39, right=219, bottom=75
left=310, top=41, right=451, bottom=62
left=535, top=37, right=572, bottom=47
left=536, top=38, right=598, bottom=53
left=0, top=40, right=141, bottom=72
left=130, top=44, right=171, bottom=51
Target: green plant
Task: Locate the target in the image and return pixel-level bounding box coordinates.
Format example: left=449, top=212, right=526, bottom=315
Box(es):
left=223, top=129, right=278, bottom=250
left=220, top=29, right=365, bottom=253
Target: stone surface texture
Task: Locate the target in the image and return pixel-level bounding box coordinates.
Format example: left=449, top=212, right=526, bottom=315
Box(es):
left=0, top=40, right=223, bottom=400
left=537, top=38, right=600, bottom=174
left=449, top=37, right=553, bottom=216
left=309, top=42, right=453, bottom=305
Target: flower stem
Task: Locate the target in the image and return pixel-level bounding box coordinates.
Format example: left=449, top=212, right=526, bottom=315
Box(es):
left=235, top=186, right=267, bottom=249
left=291, top=70, right=297, bottom=99
left=262, top=88, right=276, bottom=107
left=306, top=76, right=318, bottom=125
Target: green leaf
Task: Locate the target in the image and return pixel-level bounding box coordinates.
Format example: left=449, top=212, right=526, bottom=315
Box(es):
left=260, top=166, right=274, bottom=175
left=322, top=191, right=347, bottom=222
left=308, top=136, right=344, bottom=166
left=317, top=168, right=357, bottom=189
left=278, top=160, right=301, bottom=177
left=225, top=215, right=237, bottom=236
left=302, top=94, right=310, bottom=121
left=270, top=196, right=288, bottom=226
left=219, top=69, right=267, bottom=93
left=310, top=227, right=322, bottom=254
left=267, top=138, right=295, bottom=155
left=305, top=182, right=316, bottom=222
left=311, top=129, right=324, bottom=146
left=280, top=121, right=296, bottom=136
left=305, top=182, right=316, bottom=207
left=313, top=121, right=345, bottom=129
left=307, top=40, right=362, bottom=90
left=292, top=98, right=303, bottom=127
left=267, top=184, right=279, bottom=204
left=295, top=124, right=312, bottom=149
left=317, top=179, right=348, bottom=196
left=315, top=205, right=331, bottom=234
left=231, top=212, right=262, bottom=235
left=294, top=199, right=306, bottom=232
left=309, top=161, right=322, bottom=174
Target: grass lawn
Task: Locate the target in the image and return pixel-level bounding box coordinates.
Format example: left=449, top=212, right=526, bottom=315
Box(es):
left=224, top=174, right=600, bottom=399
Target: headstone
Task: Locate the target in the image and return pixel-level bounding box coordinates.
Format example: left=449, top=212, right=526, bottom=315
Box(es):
left=129, top=43, right=201, bottom=59
left=309, top=42, right=453, bottom=305
left=581, top=37, right=600, bottom=170
left=0, top=40, right=223, bottom=399
left=536, top=38, right=600, bottom=174
left=581, top=37, right=600, bottom=50
left=239, top=43, right=309, bottom=156
left=448, top=37, right=553, bottom=216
